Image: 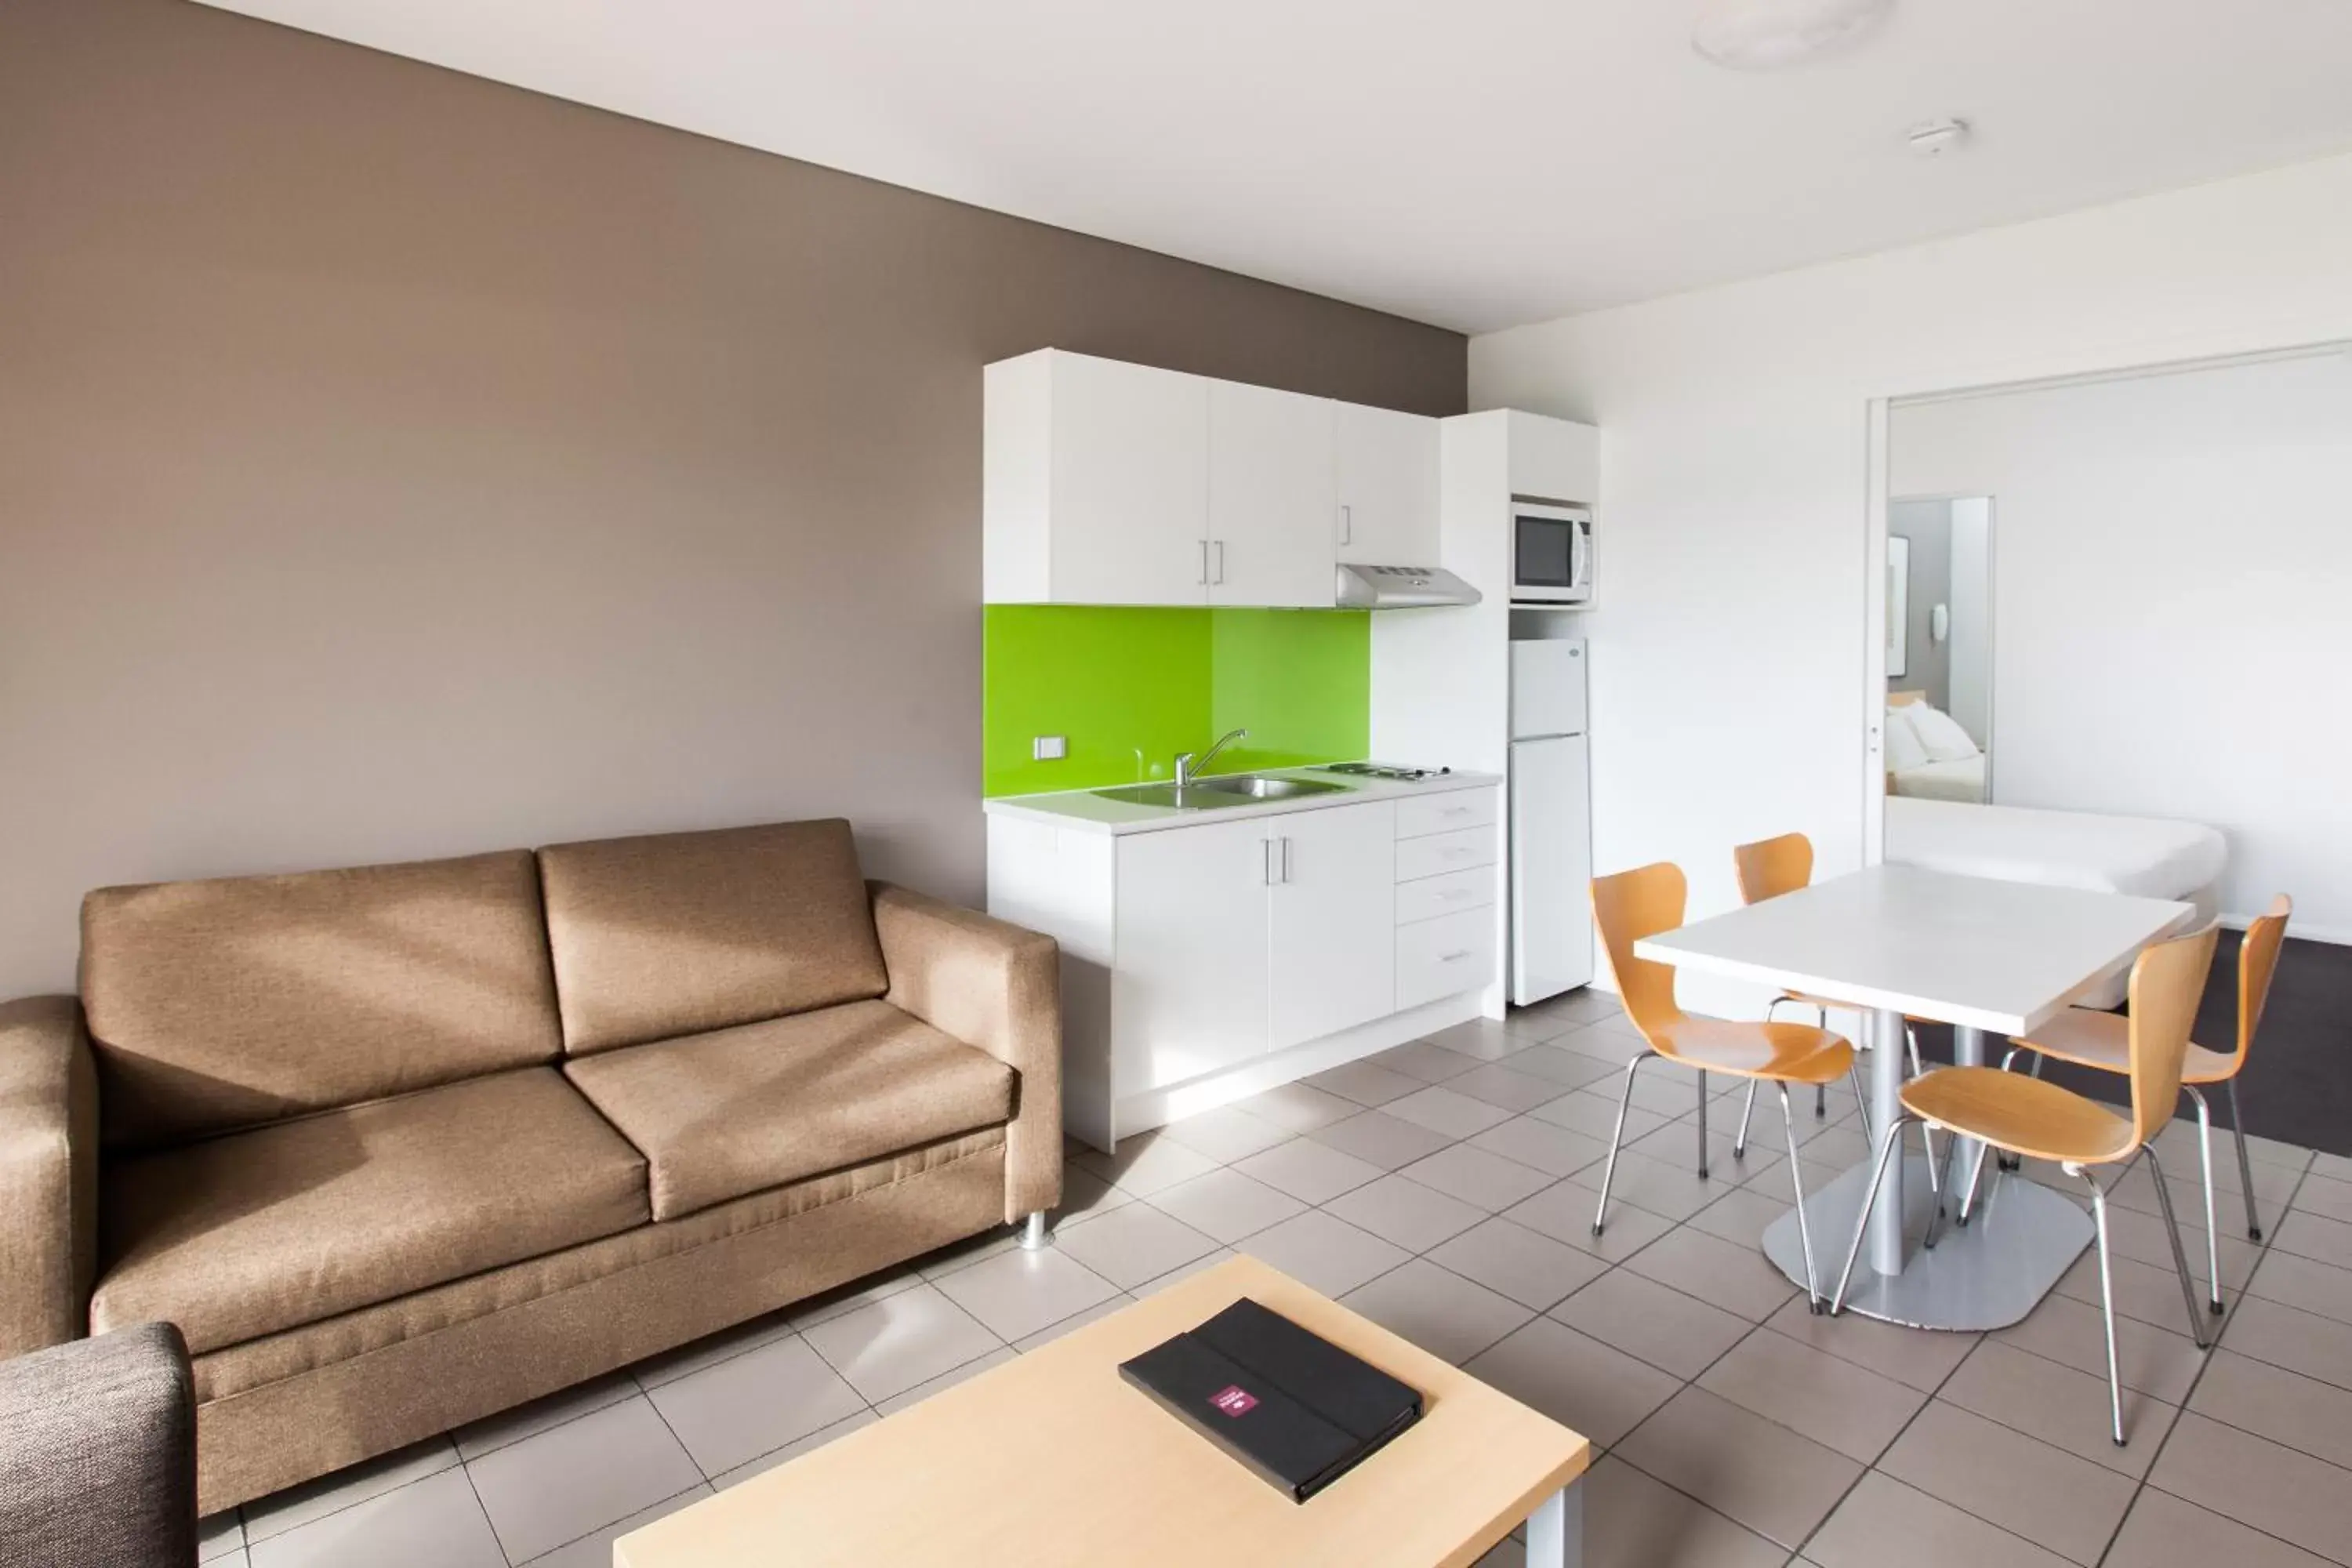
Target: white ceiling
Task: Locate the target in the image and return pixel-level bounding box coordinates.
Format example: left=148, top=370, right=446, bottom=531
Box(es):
left=195, top=0, right=2352, bottom=334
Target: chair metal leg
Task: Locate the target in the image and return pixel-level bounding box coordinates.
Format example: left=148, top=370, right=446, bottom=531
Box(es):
left=1733, top=1079, right=1759, bottom=1160
left=2071, top=1163, right=2128, bottom=1446
left=1955, top=1137, right=1991, bottom=1226
left=1905, top=1025, right=1924, bottom=1079
left=1780, top=1084, right=1824, bottom=1312
left=1592, top=1050, right=1657, bottom=1236
left=1832, top=1114, right=1911, bottom=1315
left=2227, top=1078, right=2263, bottom=1240
left=1696, top=1069, right=1710, bottom=1180
left=2182, top=1087, right=2223, bottom=1314
left=1922, top=1123, right=1960, bottom=1249
left=1816, top=1005, right=1830, bottom=1117
left=2144, top=1145, right=2215, bottom=1350
left=1848, top=1063, right=1874, bottom=1148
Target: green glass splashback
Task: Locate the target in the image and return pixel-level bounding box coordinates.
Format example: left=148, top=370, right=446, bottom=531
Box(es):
left=983, top=605, right=1370, bottom=797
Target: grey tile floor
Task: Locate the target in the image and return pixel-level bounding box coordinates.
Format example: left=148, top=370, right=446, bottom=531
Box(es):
left=201, top=989, right=2352, bottom=1568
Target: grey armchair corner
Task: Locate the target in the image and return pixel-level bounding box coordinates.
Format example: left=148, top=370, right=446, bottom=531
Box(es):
left=0, top=1323, right=197, bottom=1568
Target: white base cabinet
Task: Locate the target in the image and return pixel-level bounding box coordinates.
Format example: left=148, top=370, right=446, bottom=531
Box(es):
left=987, top=785, right=1501, bottom=1151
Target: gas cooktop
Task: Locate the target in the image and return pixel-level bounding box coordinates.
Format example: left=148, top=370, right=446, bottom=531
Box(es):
left=1321, top=762, right=1454, bottom=782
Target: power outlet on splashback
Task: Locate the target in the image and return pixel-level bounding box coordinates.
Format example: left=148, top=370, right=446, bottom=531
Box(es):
left=1032, top=735, right=1067, bottom=761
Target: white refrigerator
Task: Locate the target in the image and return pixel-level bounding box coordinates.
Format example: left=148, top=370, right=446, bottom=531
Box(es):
left=1509, top=639, right=1594, bottom=1005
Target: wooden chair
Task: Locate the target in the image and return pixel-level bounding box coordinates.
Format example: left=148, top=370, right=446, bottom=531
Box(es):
left=1589, top=862, right=1856, bottom=1309
left=1833, top=924, right=2220, bottom=1445
left=1994, top=896, right=2292, bottom=1313
left=1729, top=832, right=1925, bottom=1152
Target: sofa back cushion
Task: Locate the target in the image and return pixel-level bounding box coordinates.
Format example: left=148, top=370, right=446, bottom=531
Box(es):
left=537, top=818, right=888, bottom=1056
left=81, top=850, right=563, bottom=1152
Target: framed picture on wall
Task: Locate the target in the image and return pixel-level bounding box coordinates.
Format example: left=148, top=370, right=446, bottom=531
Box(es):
left=1887, top=534, right=1911, bottom=680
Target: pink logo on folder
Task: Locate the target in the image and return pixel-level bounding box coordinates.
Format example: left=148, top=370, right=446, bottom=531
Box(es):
left=1209, top=1385, right=1258, bottom=1417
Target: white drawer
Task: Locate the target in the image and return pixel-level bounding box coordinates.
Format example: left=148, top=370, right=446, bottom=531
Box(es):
left=1396, top=908, right=1497, bottom=1011
left=1395, top=866, right=1497, bottom=926
left=1396, top=787, right=1498, bottom=841
left=1396, top=826, right=1497, bottom=883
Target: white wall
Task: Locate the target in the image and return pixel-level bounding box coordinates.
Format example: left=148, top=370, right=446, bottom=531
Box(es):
left=1947, top=498, right=1994, bottom=753
left=1893, top=352, right=2352, bottom=937
left=1470, top=151, right=2352, bottom=1014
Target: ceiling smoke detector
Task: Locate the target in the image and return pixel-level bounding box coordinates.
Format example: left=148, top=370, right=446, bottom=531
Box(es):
left=1907, top=117, right=1972, bottom=156
left=1692, top=0, right=1895, bottom=69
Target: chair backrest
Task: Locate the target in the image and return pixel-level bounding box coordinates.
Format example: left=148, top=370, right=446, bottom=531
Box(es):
left=2127, top=924, right=2223, bottom=1147
left=2230, top=895, right=2292, bottom=1068
left=1733, top=833, right=1813, bottom=905
left=1591, top=862, right=1688, bottom=1044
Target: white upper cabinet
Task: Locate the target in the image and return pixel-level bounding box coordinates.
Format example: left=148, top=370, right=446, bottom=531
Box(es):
left=1334, top=404, right=1441, bottom=566
left=1208, top=380, right=1338, bottom=608
left=1504, top=409, right=1598, bottom=504
left=985, top=350, right=1210, bottom=606
left=987, top=349, right=1448, bottom=608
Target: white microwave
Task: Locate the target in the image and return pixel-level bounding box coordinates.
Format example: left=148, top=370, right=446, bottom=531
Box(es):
left=1511, top=500, right=1594, bottom=604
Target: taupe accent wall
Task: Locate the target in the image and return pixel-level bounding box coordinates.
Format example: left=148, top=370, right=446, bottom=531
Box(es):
left=0, top=0, right=1465, bottom=996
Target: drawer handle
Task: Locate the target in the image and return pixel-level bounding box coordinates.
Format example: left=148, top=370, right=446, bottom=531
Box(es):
left=1438, top=950, right=1473, bottom=963
left=1439, top=888, right=1473, bottom=901
left=1441, top=805, right=1473, bottom=816
left=1442, top=847, right=1473, bottom=858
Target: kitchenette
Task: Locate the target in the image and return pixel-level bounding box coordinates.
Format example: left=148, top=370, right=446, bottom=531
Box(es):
left=980, top=348, right=1599, bottom=1151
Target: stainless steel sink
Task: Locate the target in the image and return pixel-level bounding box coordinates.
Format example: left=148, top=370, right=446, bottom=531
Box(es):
left=1192, top=775, right=1349, bottom=800
left=1091, top=775, right=1352, bottom=810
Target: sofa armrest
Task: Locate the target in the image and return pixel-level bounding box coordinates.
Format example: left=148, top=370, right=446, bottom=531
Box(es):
left=0, top=996, right=99, bottom=1359
left=869, top=883, right=1062, bottom=1224
left=0, top=1323, right=198, bottom=1568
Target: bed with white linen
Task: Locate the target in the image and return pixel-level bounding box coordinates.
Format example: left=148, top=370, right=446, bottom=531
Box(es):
left=1884, top=692, right=1990, bottom=802
left=1883, top=796, right=2226, bottom=1007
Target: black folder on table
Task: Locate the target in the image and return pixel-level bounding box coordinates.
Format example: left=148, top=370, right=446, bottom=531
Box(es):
left=1117, top=1297, right=1423, bottom=1503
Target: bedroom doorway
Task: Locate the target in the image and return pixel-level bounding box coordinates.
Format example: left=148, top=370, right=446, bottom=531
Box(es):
left=1868, top=339, right=2352, bottom=1155
left=1885, top=495, right=1992, bottom=804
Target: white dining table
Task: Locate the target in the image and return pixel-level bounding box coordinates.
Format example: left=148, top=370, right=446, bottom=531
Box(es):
left=1635, top=864, right=2192, bottom=1330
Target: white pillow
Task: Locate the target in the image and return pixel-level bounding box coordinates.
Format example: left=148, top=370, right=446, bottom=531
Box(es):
left=1883, top=706, right=1931, bottom=773
left=1906, top=702, right=1981, bottom=763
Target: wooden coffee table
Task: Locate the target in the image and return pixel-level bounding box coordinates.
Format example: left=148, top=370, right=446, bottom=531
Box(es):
left=615, top=1255, right=1592, bottom=1568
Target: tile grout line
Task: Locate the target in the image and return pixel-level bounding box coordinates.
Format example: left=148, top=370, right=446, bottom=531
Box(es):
left=450, top=1444, right=517, bottom=1568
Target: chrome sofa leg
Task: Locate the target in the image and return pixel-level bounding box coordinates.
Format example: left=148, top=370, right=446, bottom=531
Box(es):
left=1592, top=1050, right=1657, bottom=1236
left=2228, top=1079, right=2263, bottom=1240
left=1017, top=1211, right=1053, bottom=1250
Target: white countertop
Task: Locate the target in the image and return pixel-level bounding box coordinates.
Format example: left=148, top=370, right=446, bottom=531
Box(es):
left=982, top=764, right=1501, bottom=836
left=1634, top=864, right=2193, bottom=1036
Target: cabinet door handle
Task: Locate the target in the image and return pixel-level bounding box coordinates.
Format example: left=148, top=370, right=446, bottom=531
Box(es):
left=1262, top=839, right=1276, bottom=885
left=1339, top=504, right=1352, bottom=545
left=1280, top=837, right=1294, bottom=884
left=1199, top=539, right=1209, bottom=586
left=1213, top=539, right=1226, bottom=585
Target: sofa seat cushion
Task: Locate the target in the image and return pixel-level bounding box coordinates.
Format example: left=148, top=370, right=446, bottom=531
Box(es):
left=92, top=1069, right=649, bottom=1355
left=563, top=1000, right=1016, bottom=1221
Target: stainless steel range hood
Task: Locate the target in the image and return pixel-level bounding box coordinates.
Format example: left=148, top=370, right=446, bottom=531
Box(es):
left=1334, top=563, right=1482, bottom=610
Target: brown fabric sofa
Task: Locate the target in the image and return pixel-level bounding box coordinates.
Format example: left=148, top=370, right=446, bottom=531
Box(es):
left=0, top=819, right=1059, bottom=1515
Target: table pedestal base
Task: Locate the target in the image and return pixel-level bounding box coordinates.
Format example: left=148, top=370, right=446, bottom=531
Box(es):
left=1762, top=1153, right=2093, bottom=1331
